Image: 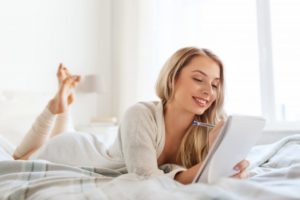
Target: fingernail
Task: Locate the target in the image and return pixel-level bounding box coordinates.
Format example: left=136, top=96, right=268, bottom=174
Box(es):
left=234, top=166, right=239, bottom=171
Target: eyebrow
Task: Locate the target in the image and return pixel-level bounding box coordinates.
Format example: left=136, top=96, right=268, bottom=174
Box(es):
left=192, top=69, right=220, bottom=80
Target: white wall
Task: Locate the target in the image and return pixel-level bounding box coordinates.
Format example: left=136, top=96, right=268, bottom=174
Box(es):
left=111, top=0, right=160, bottom=119
left=111, top=0, right=262, bottom=120
left=111, top=0, right=139, bottom=119
left=0, top=0, right=112, bottom=125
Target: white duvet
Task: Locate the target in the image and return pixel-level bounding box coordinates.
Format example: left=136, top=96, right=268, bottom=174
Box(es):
left=0, top=134, right=299, bottom=200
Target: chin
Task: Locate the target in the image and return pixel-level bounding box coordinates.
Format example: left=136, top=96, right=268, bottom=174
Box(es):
left=193, top=108, right=207, bottom=115
left=196, top=110, right=205, bottom=115
left=188, top=103, right=209, bottom=115
left=191, top=102, right=210, bottom=115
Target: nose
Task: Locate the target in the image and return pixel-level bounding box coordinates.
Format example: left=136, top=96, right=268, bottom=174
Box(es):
left=201, top=83, right=214, bottom=97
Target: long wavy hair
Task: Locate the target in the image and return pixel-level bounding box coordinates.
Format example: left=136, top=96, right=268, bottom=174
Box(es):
left=155, top=47, right=225, bottom=168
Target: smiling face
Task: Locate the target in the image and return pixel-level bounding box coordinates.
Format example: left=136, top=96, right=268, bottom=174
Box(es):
left=171, top=55, right=221, bottom=115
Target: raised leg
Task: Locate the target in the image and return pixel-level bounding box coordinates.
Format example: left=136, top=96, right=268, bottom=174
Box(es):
left=13, top=64, right=80, bottom=160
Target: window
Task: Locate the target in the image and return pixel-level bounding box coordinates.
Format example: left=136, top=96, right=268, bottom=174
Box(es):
left=152, top=0, right=261, bottom=115
left=270, top=0, right=300, bottom=121
left=133, top=0, right=300, bottom=128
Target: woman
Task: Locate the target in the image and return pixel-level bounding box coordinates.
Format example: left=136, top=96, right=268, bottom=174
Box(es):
left=13, top=47, right=249, bottom=184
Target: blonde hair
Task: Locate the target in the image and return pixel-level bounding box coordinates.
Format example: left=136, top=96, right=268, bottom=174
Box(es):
left=155, top=47, right=225, bottom=168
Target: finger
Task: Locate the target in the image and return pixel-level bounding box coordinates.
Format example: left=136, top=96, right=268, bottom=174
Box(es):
left=234, top=160, right=250, bottom=171
left=242, top=171, right=249, bottom=179
left=232, top=171, right=248, bottom=179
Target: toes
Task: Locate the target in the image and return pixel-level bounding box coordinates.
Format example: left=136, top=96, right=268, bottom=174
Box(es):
left=71, top=75, right=81, bottom=88
left=71, top=75, right=81, bottom=87
left=56, top=63, right=63, bottom=80
left=61, top=76, right=80, bottom=91
left=56, top=64, right=81, bottom=94
left=62, top=76, right=74, bottom=87
left=74, top=75, right=81, bottom=82
left=58, top=63, right=63, bottom=70
left=64, top=68, right=72, bottom=77
left=57, top=63, right=73, bottom=84
left=57, top=63, right=68, bottom=83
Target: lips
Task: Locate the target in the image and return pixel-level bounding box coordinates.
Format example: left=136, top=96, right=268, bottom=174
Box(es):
left=193, top=96, right=209, bottom=107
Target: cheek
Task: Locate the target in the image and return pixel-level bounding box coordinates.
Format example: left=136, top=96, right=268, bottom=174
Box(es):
left=177, top=79, right=194, bottom=94
left=211, top=91, right=218, bottom=103
left=177, top=87, right=192, bottom=100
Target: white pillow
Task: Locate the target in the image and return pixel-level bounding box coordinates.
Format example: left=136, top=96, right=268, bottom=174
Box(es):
left=0, top=90, right=50, bottom=146
left=0, top=90, right=50, bottom=119
left=0, top=134, right=15, bottom=159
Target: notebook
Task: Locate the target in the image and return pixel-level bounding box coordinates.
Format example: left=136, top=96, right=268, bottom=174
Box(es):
left=193, top=115, right=266, bottom=183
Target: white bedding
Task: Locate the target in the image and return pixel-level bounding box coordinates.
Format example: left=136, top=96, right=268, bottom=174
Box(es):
left=0, top=134, right=299, bottom=199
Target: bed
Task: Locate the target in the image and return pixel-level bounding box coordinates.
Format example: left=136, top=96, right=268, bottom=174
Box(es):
left=0, top=91, right=300, bottom=199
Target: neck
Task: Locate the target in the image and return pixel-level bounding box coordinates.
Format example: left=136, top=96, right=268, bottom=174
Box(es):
left=164, top=101, right=195, bottom=138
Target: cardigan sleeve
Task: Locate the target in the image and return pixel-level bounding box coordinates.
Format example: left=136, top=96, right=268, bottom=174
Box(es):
left=159, top=164, right=187, bottom=179
left=119, top=103, right=186, bottom=179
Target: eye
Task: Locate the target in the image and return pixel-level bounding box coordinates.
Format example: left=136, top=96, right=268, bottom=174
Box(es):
left=193, top=78, right=203, bottom=82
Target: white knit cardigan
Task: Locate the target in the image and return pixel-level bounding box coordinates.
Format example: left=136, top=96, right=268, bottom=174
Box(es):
left=30, top=101, right=186, bottom=179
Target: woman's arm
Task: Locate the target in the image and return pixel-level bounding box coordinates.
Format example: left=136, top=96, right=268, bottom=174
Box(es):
left=175, top=159, right=249, bottom=184
left=174, top=162, right=202, bottom=184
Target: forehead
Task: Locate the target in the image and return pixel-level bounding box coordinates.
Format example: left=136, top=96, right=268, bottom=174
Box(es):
left=183, top=55, right=220, bottom=79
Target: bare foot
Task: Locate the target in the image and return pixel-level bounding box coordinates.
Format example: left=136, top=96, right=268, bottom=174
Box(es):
left=57, top=63, right=77, bottom=105
left=48, top=64, right=81, bottom=114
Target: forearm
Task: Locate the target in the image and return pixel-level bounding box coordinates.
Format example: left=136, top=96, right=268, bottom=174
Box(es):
left=174, top=162, right=202, bottom=184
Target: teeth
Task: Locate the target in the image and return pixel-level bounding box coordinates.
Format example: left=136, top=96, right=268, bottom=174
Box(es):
left=195, top=97, right=207, bottom=104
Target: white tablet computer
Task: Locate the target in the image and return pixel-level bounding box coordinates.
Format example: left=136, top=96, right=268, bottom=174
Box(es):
left=193, top=115, right=266, bottom=184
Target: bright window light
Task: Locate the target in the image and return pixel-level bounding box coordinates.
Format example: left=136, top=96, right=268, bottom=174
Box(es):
left=271, top=0, right=300, bottom=121
left=152, top=0, right=261, bottom=116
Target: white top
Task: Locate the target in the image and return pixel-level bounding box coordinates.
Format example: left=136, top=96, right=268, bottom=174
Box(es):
left=30, top=101, right=186, bottom=179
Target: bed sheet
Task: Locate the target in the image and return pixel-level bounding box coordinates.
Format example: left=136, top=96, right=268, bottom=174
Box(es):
left=0, top=134, right=299, bottom=200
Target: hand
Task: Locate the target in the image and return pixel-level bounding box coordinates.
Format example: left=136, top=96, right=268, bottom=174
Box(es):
left=231, top=159, right=250, bottom=179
